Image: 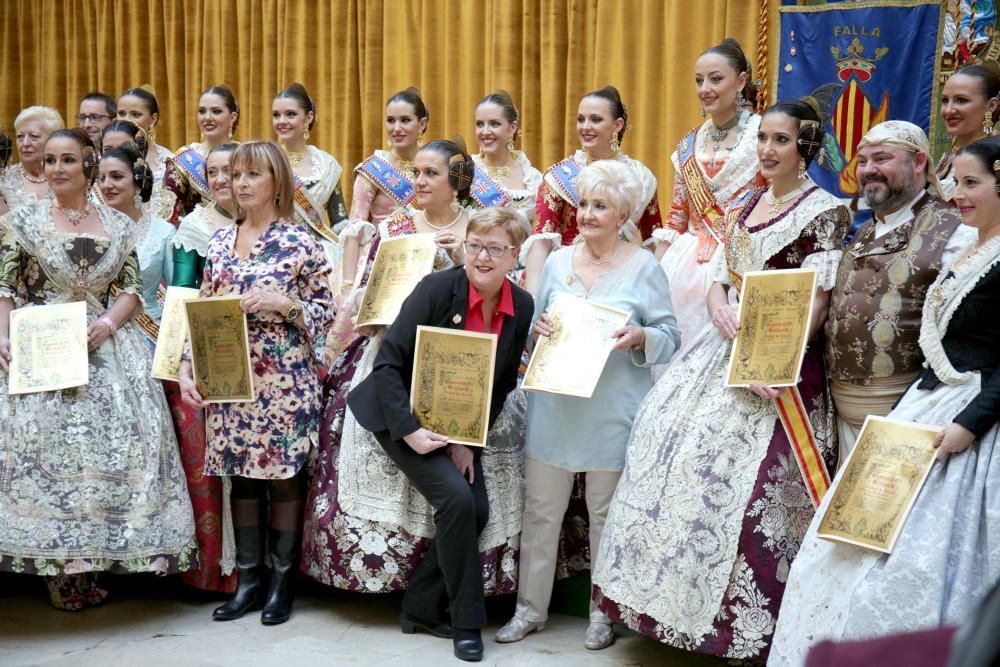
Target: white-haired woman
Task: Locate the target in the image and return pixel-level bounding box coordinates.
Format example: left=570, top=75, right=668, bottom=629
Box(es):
left=0, top=106, right=64, bottom=209
left=496, top=159, right=680, bottom=650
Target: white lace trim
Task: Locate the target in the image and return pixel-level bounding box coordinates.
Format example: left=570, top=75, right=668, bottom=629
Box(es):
left=172, top=205, right=217, bottom=255
left=801, top=249, right=843, bottom=292
left=518, top=232, right=562, bottom=265
left=671, top=114, right=762, bottom=208
left=919, top=235, right=1000, bottom=384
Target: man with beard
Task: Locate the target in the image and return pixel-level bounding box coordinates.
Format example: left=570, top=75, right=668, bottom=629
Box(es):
left=825, top=120, right=976, bottom=460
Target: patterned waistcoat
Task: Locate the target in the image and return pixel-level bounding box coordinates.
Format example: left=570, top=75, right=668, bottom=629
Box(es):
left=825, top=193, right=962, bottom=384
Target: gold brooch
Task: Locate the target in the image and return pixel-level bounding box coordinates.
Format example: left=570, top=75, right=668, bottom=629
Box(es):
left=452, top=313, right=462, bottom=324
left=565, top=274, right=574, bottom=285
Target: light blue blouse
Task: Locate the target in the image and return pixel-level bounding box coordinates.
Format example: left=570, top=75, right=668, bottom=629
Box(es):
left=136, top=215, right=175, bottom=322
left=525, top=245, right=680, bottom=472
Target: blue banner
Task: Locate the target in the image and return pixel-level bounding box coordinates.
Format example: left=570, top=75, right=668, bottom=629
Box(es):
left=774, top=1, right=943, bottom=197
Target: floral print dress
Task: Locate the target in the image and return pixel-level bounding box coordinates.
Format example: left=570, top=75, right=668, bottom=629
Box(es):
left=0, top=202, right=197, bottom=578
left=199, top=218, right=334, bottom=479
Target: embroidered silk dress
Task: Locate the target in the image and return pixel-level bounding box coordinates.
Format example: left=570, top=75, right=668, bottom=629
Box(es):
left=654, top=112, right=762, bottom=369
left=165, top=203, right=237, bottom=593
left=593, top=186, right=849, bottom=662
left=769, top=236, right=1000, bottom=667
left=0, top=202, right=197, bottom=577
left=0, top=164, right=48, bottom=210
left=470, top=152, right=543, bottom=225
left=326, top=151, right=417, bottom=362
left=522, top=150, right=661, bottom=264
left=199, top=219, right=334, bottom=479
left=302, top=211, right=527, bottom=595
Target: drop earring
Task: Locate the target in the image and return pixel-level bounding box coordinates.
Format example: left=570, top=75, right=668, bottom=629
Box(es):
left=798, top=158, right=807, bottom=179
left=134, top=193, right=142, bottom=209
left=227, top=124, right=233, bottom=140
left=304, top=129, right=310, bottom=142
left=984, top=110, right=995, bottom=135
left=735, top=90, right=746, bottom=110
left=417, top=130, right=425, bottom=147
left=610, top=135, right=620, bottom=153
left=700, top=104, right=706, bottom=118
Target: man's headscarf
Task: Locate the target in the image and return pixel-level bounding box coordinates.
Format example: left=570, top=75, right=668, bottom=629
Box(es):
left=856, top=120, right=943, bottom=198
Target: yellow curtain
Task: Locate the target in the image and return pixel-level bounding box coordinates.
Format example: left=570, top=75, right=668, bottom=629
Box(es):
left=1, top=0, right=776, bottom=203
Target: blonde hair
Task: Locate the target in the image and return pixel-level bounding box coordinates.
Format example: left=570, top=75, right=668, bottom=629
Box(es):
left=575, top=160, right=642, bottom=218
left=14, top=106, right=65, bottom=135
left=229, top=140, right=295, bottom=220
left=466, top=207, right=528, bottom=247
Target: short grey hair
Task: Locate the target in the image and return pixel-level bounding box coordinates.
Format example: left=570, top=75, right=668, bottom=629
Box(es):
left=14, top=106, right=65, bottom=135
left=575, top=160, right=642, bottom=219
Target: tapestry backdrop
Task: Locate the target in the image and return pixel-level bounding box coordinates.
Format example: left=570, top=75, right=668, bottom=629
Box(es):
left=0, top=0, right=776, bottom=203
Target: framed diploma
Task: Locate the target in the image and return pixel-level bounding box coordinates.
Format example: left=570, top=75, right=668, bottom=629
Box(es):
left=8, top=301, right=89, bottom=394
left=816, top=416, right=939, bottom=553
left=151, top=286, right=200, bottom=381
left=185, top=295, right=254, bottom=403
left=522, top=294, right=631, bottom=398
left=356, top=234, right=437, bottom=327
left=410, top=326, right=496, bottom=447
left=725, top=268, right=818, bottom=388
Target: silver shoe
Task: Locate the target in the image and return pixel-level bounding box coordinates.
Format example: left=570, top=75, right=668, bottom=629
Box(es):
left=583, top=621, right=615, bottom=650
left=495, top=616, right=545, bottom=643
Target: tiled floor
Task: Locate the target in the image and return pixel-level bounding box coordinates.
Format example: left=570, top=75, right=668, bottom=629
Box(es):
left=0, top=575, right=725, bottom=666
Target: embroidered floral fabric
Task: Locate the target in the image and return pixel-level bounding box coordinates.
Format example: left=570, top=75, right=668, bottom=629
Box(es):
left=0, top=203, right=197, bottom=576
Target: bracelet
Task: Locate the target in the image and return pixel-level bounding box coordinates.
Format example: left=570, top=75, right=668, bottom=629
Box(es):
left=99, top=315, right=117, bottom=333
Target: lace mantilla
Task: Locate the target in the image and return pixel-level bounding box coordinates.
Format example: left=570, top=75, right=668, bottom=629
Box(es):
left=920, top=235, right=1000, bottom=384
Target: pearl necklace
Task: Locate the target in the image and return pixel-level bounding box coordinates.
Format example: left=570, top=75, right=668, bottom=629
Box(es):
left=53, top=200, right=91, bottom=226
left=20, top=163, right=46, bottom=184
left=764, top=181, right=811, bottom=214
left=421, top=208, right=463, bottom=231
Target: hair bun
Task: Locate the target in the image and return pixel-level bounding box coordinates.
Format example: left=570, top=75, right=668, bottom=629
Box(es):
left=404, top=86, right=422, bottom=97
left=139, top=83, right=157, bottom=96
left=448, top=134, right=469, bottom=155
left=0, top=127, right=13, bottom=169
left=981, top=59, right=1000, bottom=77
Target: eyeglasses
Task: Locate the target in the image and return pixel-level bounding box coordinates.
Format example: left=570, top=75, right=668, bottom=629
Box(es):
left=463, top=241, right=516, bottom=258
left=76, top=114, right=111, bottom=124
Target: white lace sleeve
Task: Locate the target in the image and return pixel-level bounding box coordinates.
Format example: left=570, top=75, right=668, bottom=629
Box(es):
left=708, top=245, right=729, bottom=285
left=339, top=220, right=377, bottom=246
left=802, top=249, right=843, bottom=291
left=652, top=227, right=681, bottom=244
left=518, top=232, right=562, bottom=266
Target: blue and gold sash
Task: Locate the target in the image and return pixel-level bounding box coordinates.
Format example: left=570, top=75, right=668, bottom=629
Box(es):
left=355, top=155, right=415, bottom=208
left=470, top=166, right=511, bottom=208
left=543, top=157, right=582, bottom=208
left=292, top=175, right=337, bottom=244
left=171, top=146, right=210, bottom=200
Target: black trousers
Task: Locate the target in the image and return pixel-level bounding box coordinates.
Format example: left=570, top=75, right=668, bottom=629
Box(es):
left=374, top=431, right=490, bottom=629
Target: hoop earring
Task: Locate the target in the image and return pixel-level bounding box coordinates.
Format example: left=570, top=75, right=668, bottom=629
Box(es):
left=798, top=158, right=807, bottom=179
left=735, top=90, right=746, bottom=110
left=610, top=135, right=620, bottom=153
left=985, top=110, right=995, bottom=136
left=304, top=129, right=310, bottom=142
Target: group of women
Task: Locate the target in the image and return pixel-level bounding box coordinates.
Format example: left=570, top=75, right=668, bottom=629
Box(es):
left=0, top=35, right=998, bottom=665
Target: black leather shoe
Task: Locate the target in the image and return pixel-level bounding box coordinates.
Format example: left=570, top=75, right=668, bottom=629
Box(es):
left=213, top=525, right=266, bottom=621
left=453, top=629, right=484, bottom=662
left=400, top=611, right=454, bottom=638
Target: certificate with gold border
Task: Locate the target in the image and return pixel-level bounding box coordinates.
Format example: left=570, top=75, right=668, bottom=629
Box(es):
left=151, top=286, right=199, bottom=381
left=410, top=325, right=496, bottom=447
left=523, top=294, right=631, bottom=398
left=725, top=268, right=817, bottom=387
left=817, top=416, right=939, bottom=553
left=356, top=233, right=437, bottom=327
left=8, top=301, right=89, bottom=394
left=185, top=295, right=254, bottom=402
